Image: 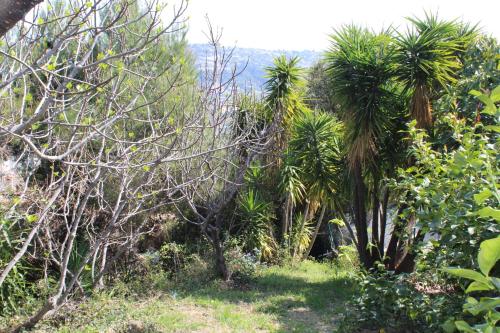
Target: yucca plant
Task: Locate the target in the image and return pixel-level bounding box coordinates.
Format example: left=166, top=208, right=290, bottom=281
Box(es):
left=279, top=157, right=306, bottom=246
left=395, top=13, right=466, bottom=128
left=286, top=111, right=345, bottom=258
left=325, top=25, right=398, bottom=268
left=264, top=55, right=306, bottom=155
left=237, top=189, right=277, bottom=261
left=290, top=213, right=314, bottom=259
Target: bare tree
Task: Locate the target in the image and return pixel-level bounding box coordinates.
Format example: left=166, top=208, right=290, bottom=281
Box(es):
left=0, top=1, right=266, bottom=331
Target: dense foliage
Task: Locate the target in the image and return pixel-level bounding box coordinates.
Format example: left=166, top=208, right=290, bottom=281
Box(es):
left=0, top=3, right=499, bottom=332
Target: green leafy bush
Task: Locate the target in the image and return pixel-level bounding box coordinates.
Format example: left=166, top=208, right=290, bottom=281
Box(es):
left=159, top=242, right=187, bottom=275
left=443, top=237, right=500, bottom=333
left=338, top=270, right=463, bottom=332
left=393, top=86, right=499, bottom=270
left=225, top=240, right=262, bottom=283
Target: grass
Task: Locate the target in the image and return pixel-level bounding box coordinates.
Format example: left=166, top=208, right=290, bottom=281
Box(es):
left=3, top=260, right=357, bottom=333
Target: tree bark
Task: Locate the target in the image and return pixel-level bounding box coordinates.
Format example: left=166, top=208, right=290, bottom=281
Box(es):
left=352, top=161, right=372, bottom=268
left=371, top=176, right=380, bottom=261
left=281, top=195, right=290, bottom=242
left=0, top=0, right=44, bottom=37
left=304, top=204, right=326, bottom=259
left=208, top=214, right=231, bottom=281
left=210, top=224, right=230, bottom=281
left=378, top=188, right=389, bottom=258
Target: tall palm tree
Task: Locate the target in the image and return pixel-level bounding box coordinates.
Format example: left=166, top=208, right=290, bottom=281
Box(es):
left=264, top=56, right=305, bottom=242
left=325, top=25, right=397, bottom=268
left=395, top=13, right=465, bottom=129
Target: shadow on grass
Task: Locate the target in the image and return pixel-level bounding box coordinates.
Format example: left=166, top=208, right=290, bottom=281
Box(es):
left=174, top=265, right=357, bottom=332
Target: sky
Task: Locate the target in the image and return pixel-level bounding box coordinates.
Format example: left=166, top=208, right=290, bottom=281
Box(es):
left=179, top=0, right=500, bottom=51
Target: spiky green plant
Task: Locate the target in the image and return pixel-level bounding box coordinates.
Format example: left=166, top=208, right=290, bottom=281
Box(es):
left=395, top=13, right=467, bottom=128
left=287, top=111, right=343, bottom=202
left=325, top=25, right=396, bottom=167
left=325, top=25, right=398, bottom=268
left=281, top=111, right=345, bottom=258
left=263, top=55, right=306, bottom=155
left=237, top=189, right=277, bottom=261
left=290, top=213, right=313, bottom=258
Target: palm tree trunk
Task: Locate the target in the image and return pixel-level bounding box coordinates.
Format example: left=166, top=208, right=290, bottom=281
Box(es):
left=352, top=161, right=372, bottom=268
left=371, top=176, right=380, bottom=261
left=281, top=195, right=290, bottom=241
left=304, top=205, right=327, bottom=259
left=378, top=188, right=389, bottom=258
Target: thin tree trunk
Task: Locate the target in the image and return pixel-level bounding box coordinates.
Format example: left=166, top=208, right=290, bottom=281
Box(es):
left=395, top=230, right=423, bottom=273
left=371, top=176, right=380, bottom=261
left=378, top=188, right=389, bottom=258
left=210, top=223, right=230, bottom=281
left=304, top=204, right=326, bottom=259
left=281, top=195, right=290, bottom=242
left=339, top=209, right=358, bottom=248
left=352, top=161, right=371, bottom=268
left=0, top=0, right=44, bottom=37
left=0, top=185, right=62, bottom=286
left=97, top=242, right=108, bottom=288
left=385, top=204, right=407, bottom=270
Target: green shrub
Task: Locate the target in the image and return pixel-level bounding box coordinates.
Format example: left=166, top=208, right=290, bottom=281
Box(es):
left=159, top=242, right=187, bottom=275
left=225, top=241, right=262, bottom=283
left=443, top=236, right=500, bottom=333
left=333, top=245, right=359, bottom=271
left=338, top=270, right=463, bottom=332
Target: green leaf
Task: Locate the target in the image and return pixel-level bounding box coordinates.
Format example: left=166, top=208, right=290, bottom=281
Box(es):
left=477, top=94, right=497, bottom=115
left=454, top=321, right=475, bottom=333
left=464, top=297, right=500, bottom=315
left=478, top=237, right=500, bottom=276
left=474, top=189, right=492, bottom=205
left=443, top=268, right=490, bottom=285
left=484, top=125, right=500, bottom=133
left=142, top=165, right=150, bottom=172
left=465, top=281, right=494, bottom=293
left=491, top=277, right=500, bottom=290
left=442, top=318, right=457, bottom=333
left=491, top=85, right=500, bottom=103
left=477, top=207, right=500, bottom=222
left=26, top=214, right=38, bottom=223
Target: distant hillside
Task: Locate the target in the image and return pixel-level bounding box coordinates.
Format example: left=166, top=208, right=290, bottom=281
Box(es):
left=189, top=44, right=321, bottom=91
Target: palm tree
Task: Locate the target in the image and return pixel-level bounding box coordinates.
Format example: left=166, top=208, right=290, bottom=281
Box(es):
left=279, top=157, right=306, bottom=249
left=395, top=13, right=465, bottom=129
left=283, top=111, right=344, bottom=258
left=264, top=55, right=305, bottom=153
left=264, top=56, right=306, bottom=242
left=325, top=25, right=397, bottom=268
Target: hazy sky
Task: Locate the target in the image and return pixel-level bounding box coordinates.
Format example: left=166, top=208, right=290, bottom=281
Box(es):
left=182, top=0, right=500, bottom=50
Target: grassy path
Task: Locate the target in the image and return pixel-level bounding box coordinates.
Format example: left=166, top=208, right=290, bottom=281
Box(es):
left=18, top=261, right=356, bottom=333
